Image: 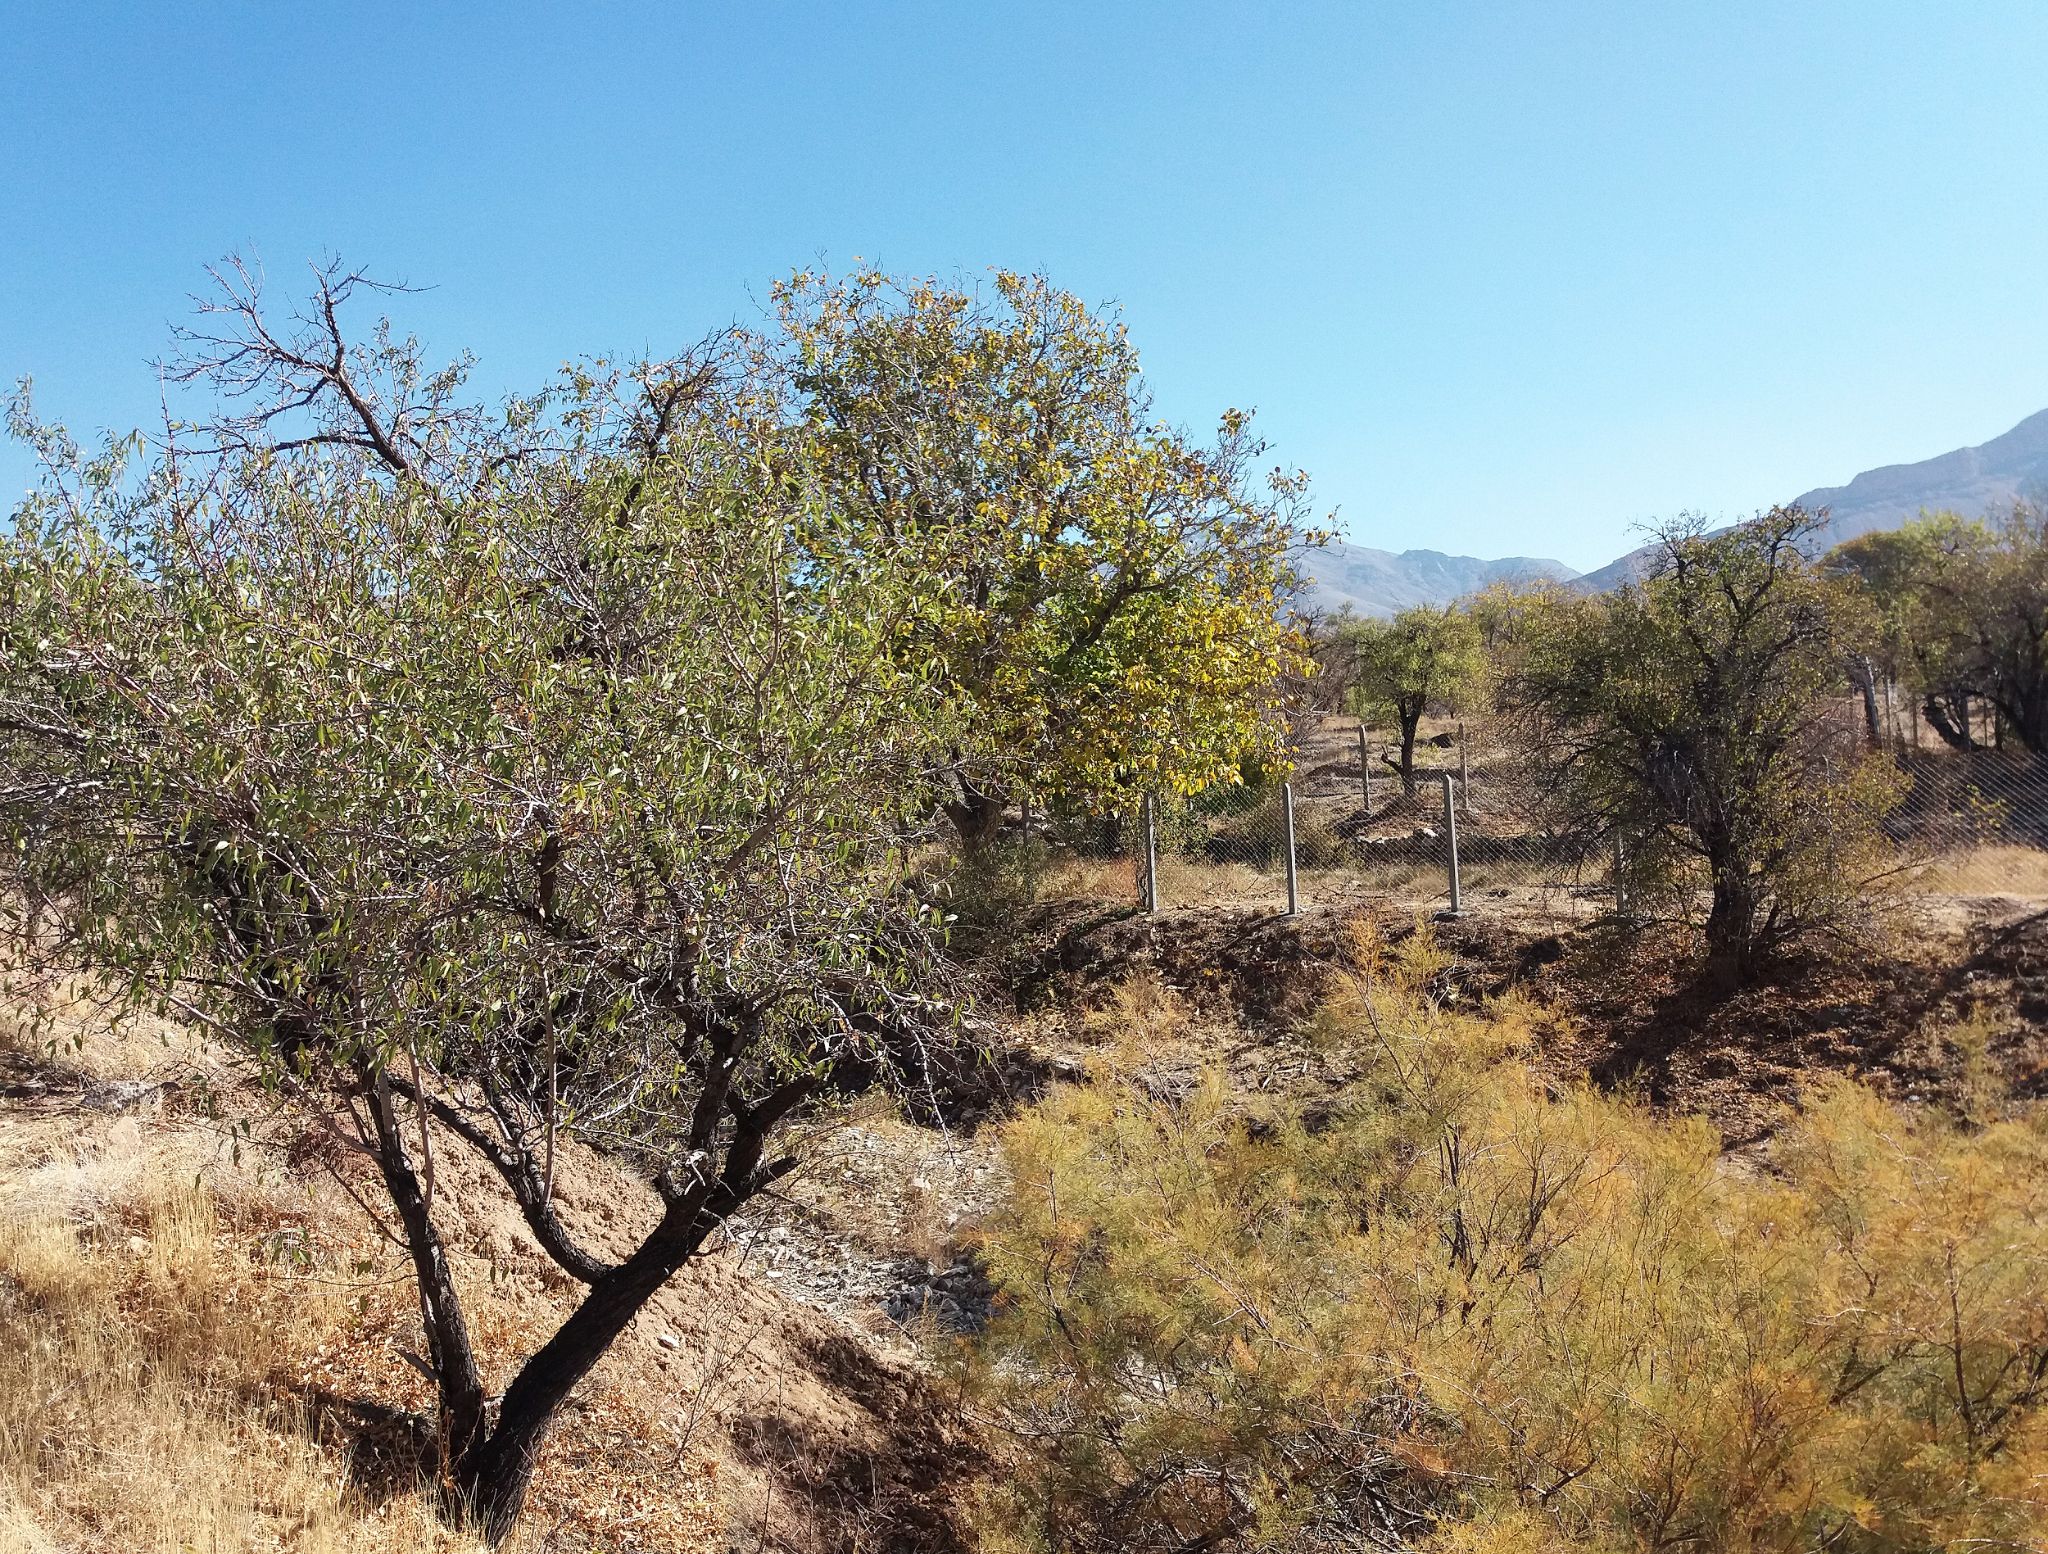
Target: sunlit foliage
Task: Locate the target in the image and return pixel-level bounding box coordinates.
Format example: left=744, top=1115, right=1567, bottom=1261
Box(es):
left=1831, top=505, right=2048, bottom=755
left=967, top=924, right=2048, bottom=1552
left=1506, top=508, right=1902, bottom=975
left=0, top=264, right=961, bottom=1540
left=1335, top=606, right=1487, bottom=795
left=758, top=268, right=1317, bottom=843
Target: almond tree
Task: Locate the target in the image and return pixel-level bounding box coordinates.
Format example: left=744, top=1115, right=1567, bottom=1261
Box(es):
left=758, top=269, right=1316, bottom=844
left=1339, top=605, right=1486, bottom=796
left=1513, top=508, right=1900, bottom=978
left=0, top=262, right=958, bottom=1542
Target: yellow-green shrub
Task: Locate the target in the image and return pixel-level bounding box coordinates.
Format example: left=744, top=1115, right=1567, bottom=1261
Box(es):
left=965, top=925, right=2048, bottom=1552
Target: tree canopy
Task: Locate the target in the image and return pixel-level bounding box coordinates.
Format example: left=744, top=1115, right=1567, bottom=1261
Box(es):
left=1830, top=506, right=2048, bottom=755
left=1338, top=605, right=1486, bottom=795
left=0, top=262, right=966, bottom=1539
left=756, top=268, right=1317, bottom=840
left=1512, top=508, right=1899, bottom=976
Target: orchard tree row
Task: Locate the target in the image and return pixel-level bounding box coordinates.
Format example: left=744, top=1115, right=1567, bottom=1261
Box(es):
left=1308, top=504, right=2047, bottom=977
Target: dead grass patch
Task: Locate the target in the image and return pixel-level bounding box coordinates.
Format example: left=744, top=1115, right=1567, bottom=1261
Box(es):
left=0, top=1167, right=470, bottom=1553
left=0, top=1026, right=726, bottom=1552
left=1907, top=843, right=2048, bottom=899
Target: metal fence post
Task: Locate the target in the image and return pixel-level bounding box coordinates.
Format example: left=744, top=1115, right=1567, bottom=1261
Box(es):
left=1142, top=793, right=1159, bottom=914
left=1440, top=772, right=1462, bottom=916
left=1358, top=723, right=1372, bottom=813
left=1282, top=781, right=1300, bottom=916
left=1020, top=791, right=1035, bottom=898
left=1612, top=831, right=1627, bottom=918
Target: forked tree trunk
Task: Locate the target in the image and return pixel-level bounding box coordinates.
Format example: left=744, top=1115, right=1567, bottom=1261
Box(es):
left=362, top=1071, right=491, bottom=1472
left=449, top=1199, right=733, bottom=1542
left=943, top=782, right=1006, bottom=852
left=358, top=1058, right=795, bottom=1546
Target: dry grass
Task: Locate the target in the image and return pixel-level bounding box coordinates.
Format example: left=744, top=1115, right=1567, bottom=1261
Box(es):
left=1033, top=853, right=1142, bottom=903
left=1153, top=858, right=1279, bottom=908
left=1906, top=843, right=2048, bottom=899
left=0, top=985, right=725, bottom=1554
left=0, top=950, right=994, bottom=1554
left=0, top=1135, right=471, bottom=1554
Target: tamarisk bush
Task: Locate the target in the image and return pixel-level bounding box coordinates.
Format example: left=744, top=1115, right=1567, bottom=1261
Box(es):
left=966, top=924, right=2048, bottom=1552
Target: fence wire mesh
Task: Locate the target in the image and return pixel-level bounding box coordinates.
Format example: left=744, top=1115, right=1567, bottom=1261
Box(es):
left=989, top=711, right=2048, bottom=924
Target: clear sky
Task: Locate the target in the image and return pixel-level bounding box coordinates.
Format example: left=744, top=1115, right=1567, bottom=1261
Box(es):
left=5, top=2, right=2045, bottom=571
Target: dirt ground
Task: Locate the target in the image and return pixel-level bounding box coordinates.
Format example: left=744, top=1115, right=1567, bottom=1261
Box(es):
left=985, top=886, right=2048, bottom=1143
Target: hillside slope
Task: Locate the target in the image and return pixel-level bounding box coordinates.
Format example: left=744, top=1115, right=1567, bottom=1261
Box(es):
left=1578, top=406, right=2048, bottom=589
left=0, top=982, right=983, bottom=1553
left=1295, top=541, right=1579, bottom=617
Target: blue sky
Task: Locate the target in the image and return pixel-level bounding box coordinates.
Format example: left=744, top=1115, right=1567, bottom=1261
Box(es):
left=5, top=2, right=2044, bottom=571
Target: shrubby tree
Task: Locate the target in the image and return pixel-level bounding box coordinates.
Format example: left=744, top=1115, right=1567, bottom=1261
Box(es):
left=1832, top=507, right=2048, bottom=755
left=1825, top=524, right=1926, bottom=747
left=1337, top=605, right=1485, bottom=796
left=1512, top=507, right=1899, bottom=978
left=755, top=268, right=1316, bottom=844
left=0, top=263, right=961, bottom=1541
left=1936, top=504, right=2048, bottom=753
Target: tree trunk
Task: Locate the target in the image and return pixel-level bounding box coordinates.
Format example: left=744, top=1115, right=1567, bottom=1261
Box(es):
left=943, top=783, right=1006, bottom=852
left=1850, top=657, right=1881, bottom=750
left=449, top=1195, right=733, bottom=1542
left=1923, top=694, right=1980, bottom=752
left=1703, top=867, right=1762, bottom=982
left=1397, top=708, right=1420, bottom=797
left=362, top=1068, right=490, bottom=1476
left=358, top=1051, right=803, bottom=1545
left=1097, top=810, right=1126, bottom=857
left=2011, top=687, right=2048, bottom=756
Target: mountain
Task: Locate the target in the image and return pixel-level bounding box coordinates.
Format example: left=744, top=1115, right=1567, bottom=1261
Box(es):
left=1300, top=408, right=2048, bottom=607
left=1576, top=406, right=2048, bottom=590
left=1793, top=406, right=2048, bottom=546
left=1296, top=542, right=1580, bottom=618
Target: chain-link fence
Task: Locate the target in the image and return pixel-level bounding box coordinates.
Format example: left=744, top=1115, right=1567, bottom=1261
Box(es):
left=1000, top=712, right=2048, bottom=925
left=1887, top=746, right=2048, bottom=892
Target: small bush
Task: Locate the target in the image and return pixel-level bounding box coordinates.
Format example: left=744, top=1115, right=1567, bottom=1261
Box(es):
left=943, top=834, right=1052, bottom=925
left=964, top=923, right=2048, bottom=1552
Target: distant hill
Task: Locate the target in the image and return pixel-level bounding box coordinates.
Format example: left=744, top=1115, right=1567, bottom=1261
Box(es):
left=1576, top=406, right=2048, bottom=590
left=1299, top=409, right=2048, bottom=608
left=1295, top=542, right=1579, bottom=618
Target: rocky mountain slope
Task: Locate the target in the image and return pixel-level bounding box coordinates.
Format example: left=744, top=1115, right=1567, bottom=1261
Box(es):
left=1303, top=406, right=2048, bottom=610
left=1293, top=542, right=1579, bottom=617
left=1576, top=406, right=2048, bottom=590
